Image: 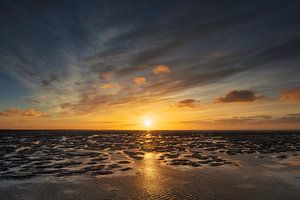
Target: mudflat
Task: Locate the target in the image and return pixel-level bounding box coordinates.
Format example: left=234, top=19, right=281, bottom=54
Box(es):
left=0, top=130, right=299, bottom=200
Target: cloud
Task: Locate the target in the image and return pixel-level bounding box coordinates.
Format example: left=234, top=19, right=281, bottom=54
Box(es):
left=231, top=114, right=300, bottom=124
left=133, top=76, right=146, bottom=85
left=0, top=108, right=48, bottom=117
left=215, top=90, right=264, bottom=103
left=176, top=99, right=197, bottom=108
left=280, top=86, right=300, bottom=102
left=101, top=72, right=113, bottom=80
left=177, top=114, right=300, bottom=125
left=273, top=113, right=300, bottom=123
left=246, top=36, right=300, bottom=66
left=0, top=1, right=299, bottom=116
left=203, top=115, right=272, bottom=125
left=153, top=65, right=171, bottom=75
left=41, top=73, right=58, bottom=86
left=100, top=82, right=121, bottom=89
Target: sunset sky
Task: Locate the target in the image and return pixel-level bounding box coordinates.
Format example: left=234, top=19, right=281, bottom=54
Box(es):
left=0, top=0, right=300, bottom=130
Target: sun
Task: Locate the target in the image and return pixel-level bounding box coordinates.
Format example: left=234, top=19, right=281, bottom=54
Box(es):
left=144, top=118, right=153, bottom=129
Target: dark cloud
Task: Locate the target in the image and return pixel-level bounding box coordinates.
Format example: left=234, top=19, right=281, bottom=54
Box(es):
left=280, top=86, right=300, bottom=102
left=176, top=99, right=197, bottom=108
left=215, top=90, right=264, bottom=103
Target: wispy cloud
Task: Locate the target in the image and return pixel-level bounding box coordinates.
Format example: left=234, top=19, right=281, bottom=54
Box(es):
left=280, top=86, right=300, bottom=102
left=178, top=114, right=300, bottom=125
left=0, top=108, right=48, bottom=117
left=101, top=72, right=114, bottom=80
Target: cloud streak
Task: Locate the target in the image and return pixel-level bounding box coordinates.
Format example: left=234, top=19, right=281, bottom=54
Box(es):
left=178, top=114, right=300, bottom=126
left=280, top=86, right=300, bottom=102
left=0, top=108, right=48, bottom=117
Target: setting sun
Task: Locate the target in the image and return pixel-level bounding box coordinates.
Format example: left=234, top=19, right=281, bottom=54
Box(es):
left=144, top=118, right=153, bottom=128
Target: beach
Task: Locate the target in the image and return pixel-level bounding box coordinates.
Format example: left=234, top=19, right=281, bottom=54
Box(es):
left=0, top=131, right=299, bottom=200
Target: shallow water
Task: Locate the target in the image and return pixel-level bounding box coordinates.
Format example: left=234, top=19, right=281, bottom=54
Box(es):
left=0, top=130, right=299, bottom=199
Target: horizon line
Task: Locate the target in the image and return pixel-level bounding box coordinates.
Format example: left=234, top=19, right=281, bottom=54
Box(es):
left=0, top=129, right=300, bottom=132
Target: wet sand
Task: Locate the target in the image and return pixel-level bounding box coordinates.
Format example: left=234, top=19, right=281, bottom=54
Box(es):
left=0, top=130, right=299, bottom=199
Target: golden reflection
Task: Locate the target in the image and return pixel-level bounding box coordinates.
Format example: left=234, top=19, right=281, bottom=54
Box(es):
left=142, top=133, right=154, bottom=151
left=140, top=152, right=162, bottom=193
left=143, top=153, right=156, bottom=179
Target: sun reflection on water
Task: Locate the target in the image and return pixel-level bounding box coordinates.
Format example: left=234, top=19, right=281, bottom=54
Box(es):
left=144, top=153, right=156, bottom=178
left=140, top=152, right=162, bottom=193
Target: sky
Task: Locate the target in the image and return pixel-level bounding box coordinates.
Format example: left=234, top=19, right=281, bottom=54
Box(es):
left=0, top=0, right=300, bottom=130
